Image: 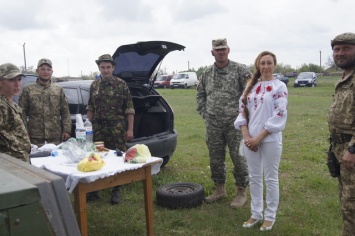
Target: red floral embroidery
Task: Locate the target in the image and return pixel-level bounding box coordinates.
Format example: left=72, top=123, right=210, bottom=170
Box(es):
left=255, top=84, right=261, bottom=94
left=266, top=86, right=272, bottom=92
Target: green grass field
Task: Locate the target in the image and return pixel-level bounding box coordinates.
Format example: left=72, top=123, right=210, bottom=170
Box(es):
left=85, top=76, right=343, bottom=236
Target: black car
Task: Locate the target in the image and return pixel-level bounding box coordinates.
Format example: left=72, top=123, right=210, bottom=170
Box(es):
left=273, top=73, right=289, bottom=86
left=57, top=41, right=185, bottom=167
left=294, top=72, right=318, bottom=87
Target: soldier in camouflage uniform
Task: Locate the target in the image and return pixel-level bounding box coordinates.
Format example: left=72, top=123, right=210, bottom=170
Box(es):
left=19, top=59, right=71, bottom=146
left=0, top=63, right=31, bottom=162
left=86, top=54, right=135, bottom=204
left=196, top=38, right=250, bottom=208
left=328, top=32, right=355, bottom=236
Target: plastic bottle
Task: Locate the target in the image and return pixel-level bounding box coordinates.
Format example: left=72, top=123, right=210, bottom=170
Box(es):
left=84, top=118, right=94, bottom=151
left=75, top=123, right=86, bottom=150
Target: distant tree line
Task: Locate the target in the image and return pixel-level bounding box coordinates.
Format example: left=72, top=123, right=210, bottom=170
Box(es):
left=20, top=55, right=341, bottom=80
left=176, top=55, right=341, bottom=78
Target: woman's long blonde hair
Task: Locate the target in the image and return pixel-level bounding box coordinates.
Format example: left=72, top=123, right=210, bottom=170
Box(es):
left=241, top=51, right=277, bottom=123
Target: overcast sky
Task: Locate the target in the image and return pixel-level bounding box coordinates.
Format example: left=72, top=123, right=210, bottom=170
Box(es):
left=0, top=0, right=352, bottom=77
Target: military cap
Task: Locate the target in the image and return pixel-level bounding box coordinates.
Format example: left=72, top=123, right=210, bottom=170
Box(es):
left=331, top=32, right=355, bottom=48
left=37, top=58, right=52, bottom=68
left=0, top=63, right=24, bottom=80
left=95, top=54, right=116, bottom=66
left=212, top=38, right=229, bottom=49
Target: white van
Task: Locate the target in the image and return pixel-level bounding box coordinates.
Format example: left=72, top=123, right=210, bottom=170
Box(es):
left=170, top=72, right=197, bottom=89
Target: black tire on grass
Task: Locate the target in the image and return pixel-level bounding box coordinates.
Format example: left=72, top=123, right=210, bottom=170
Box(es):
left=156, top=182, right=204, bottom=209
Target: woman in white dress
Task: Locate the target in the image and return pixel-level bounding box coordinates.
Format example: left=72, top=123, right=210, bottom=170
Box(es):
left=234, top=51, right=288, bottom=231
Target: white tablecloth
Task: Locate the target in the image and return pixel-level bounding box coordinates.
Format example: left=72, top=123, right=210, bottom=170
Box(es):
left=31, top=150, right=163, bottom=193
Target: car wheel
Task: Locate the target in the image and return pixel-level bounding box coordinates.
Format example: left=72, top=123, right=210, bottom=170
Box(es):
left=161, top=156, right=170, bottom=168
left=156, top=182, right=205, bottom=209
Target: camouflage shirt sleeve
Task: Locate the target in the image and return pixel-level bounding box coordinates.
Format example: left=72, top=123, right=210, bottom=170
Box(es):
left=18, top=86, right=30, bottom=120
left=196, top=66, right=211, bottom=119
left=86, top=80, right=97, bottom=112
left=238, top=64, right=253, bottom=90
left=59, top=87, right=72, bottom=134
left=0, top=96, right=31, bottom=162
left=123, top=81, right=135, bottom=115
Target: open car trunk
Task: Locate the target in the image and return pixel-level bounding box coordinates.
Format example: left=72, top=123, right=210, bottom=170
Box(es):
left=127, top=84, right=177, bottom=166
left=129, top=86, right=172, bottom=139
left=113, top=41, right=185, bottom=85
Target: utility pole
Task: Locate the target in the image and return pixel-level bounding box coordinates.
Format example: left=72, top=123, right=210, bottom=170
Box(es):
left=23, top=43, right=27, bottom=73
left=319, top=50, right=322, bottom=73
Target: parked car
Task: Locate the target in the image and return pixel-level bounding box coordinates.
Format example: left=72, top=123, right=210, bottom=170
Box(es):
left=57, top=41, right=185, bottom=167
left=273, top=73, right=289, bottom=86
left=153, top=74, right=173, bottom=88
left=294, top=72, right=318, bottom=87
left=285, top=72, right=298, bottom=78
left=170, top=72, right=197, bottom=89
left=13, top=74, right=38, bottom=103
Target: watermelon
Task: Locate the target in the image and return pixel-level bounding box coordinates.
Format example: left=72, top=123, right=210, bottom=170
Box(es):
left=124, top=144, right=151, bottom=163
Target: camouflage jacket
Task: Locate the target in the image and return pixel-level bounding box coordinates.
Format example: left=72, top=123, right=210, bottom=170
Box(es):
left=18, top=79, right=72, bottom=141
left=0, top=95, right=31, bottom=162
left=196, top=60, right=251, bottom=122
left=328, top=67, right=355, bottom=144
left=86, top=76, right=135, bottom=120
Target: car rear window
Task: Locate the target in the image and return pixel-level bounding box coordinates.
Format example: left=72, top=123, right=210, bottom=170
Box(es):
left=62, top=87, right=80, bottom=114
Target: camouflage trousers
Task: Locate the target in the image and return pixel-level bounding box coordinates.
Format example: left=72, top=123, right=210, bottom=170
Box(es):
left=333, top=142, right=355, bottom=236
left=205, top=118, right=249, bottom=187
left=93, top=121, right=127, bottom=151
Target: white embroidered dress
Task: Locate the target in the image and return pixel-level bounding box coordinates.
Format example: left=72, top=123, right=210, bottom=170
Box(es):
left=234, top=79, right=288, bottom=141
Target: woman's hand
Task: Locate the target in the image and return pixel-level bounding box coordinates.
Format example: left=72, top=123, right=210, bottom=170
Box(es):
left=244, top=138, right=258, bottom=152
left=244, top=129, right=270, bottom=152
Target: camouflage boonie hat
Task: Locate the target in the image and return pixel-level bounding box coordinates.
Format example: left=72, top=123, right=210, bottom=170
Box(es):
left=37, top=58, right=52, bottom=68
left=212, top=38, right=229, bottom=49
left=95, top=54, right=116, bottom=66
left=331, top=32, right=355, bottom=48
left=0, top=63, right=24, bottom=80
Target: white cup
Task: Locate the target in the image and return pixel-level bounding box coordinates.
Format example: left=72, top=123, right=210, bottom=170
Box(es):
left=75, top=114, right=84, bottom=126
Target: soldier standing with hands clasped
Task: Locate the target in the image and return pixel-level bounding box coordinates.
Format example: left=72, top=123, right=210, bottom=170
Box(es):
left=86, top=54, right=135, bottom=204
left=327, top=32, right=355, bottom=236
left=196, top=38, right=250, bottom=208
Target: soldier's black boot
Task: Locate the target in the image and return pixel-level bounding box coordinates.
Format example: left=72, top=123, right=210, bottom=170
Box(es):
left=111, top=186, right=121, bottom=205
left=86, top=191, right=99, bottom=202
